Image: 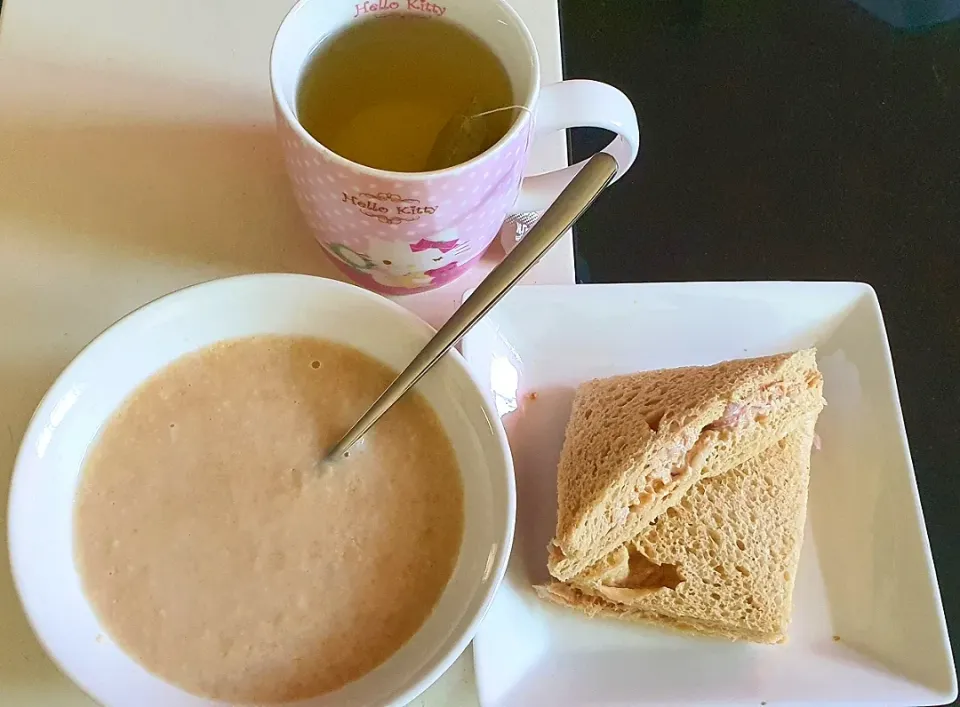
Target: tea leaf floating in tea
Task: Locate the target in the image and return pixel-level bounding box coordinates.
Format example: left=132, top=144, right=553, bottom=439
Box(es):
left=425, top=102, right=528, bottom=171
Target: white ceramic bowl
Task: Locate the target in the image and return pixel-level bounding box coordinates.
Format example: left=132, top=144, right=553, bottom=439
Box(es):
left=7, top=274, right=515, bottom=707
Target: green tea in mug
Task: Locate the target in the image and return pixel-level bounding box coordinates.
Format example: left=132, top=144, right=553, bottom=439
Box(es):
left=295, top=14, right=515, bottom=173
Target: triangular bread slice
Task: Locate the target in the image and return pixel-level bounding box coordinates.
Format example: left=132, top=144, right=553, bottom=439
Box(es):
left=547, top=350, right=823, bottom=582
left=536, top=420, right=817, bottom=643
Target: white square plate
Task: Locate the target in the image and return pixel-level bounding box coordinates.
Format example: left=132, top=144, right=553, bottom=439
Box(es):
left=461, top=282, right=956, bottom=707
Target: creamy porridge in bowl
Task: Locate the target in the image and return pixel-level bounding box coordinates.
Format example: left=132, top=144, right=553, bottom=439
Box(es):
left=8, top=274, right=515, bottom=707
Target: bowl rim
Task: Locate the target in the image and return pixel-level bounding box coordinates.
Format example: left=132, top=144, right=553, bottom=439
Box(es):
left=7, top=272, right=516, bottom=706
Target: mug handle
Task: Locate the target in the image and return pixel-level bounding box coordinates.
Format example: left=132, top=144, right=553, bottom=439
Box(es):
left=513, top=80, right=640, bottom=214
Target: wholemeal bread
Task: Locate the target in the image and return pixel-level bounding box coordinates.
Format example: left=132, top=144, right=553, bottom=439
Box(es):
left=536, top=420, right=817, bottom=643
left=547, top=350, right=823, bottom=582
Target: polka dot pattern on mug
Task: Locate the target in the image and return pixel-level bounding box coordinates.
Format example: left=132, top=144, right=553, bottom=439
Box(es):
left=276, top=115, right=533, bottom=294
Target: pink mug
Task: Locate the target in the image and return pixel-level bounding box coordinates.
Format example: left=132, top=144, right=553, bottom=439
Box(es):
left=270, top=0, right=640, bottom=295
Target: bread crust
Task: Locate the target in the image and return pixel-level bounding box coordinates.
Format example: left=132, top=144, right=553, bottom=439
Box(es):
left=548, top=350, right=823, bottom=582
left=538, top=419, right=818, bottom=643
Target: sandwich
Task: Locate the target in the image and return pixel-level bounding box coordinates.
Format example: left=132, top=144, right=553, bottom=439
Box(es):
left=547, top=350, right=824, bottom=583
left=536, top=420, right=818, bottom=643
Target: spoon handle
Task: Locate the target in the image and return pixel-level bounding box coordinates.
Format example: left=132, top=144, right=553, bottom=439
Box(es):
left=326, top=152, right=619, bottom=461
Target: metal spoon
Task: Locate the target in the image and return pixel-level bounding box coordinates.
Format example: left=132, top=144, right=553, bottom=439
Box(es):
left=324, top=152, right=619, bottom=463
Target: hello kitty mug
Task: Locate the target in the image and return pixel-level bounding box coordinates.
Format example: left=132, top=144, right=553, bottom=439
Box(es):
left=271, top=0, right=640, bottom=295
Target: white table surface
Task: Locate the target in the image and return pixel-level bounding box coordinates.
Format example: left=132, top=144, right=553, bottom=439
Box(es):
left=0, top=0, right=570, bottom=704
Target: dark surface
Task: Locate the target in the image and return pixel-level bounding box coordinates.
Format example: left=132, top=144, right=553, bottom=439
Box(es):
left=562, top=0, right=959, bottom=701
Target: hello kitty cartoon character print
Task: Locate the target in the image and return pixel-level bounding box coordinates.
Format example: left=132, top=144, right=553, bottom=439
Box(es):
left=323, top=229, right=473, bottom=295
left=276, top=100, right=535, bottom=296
